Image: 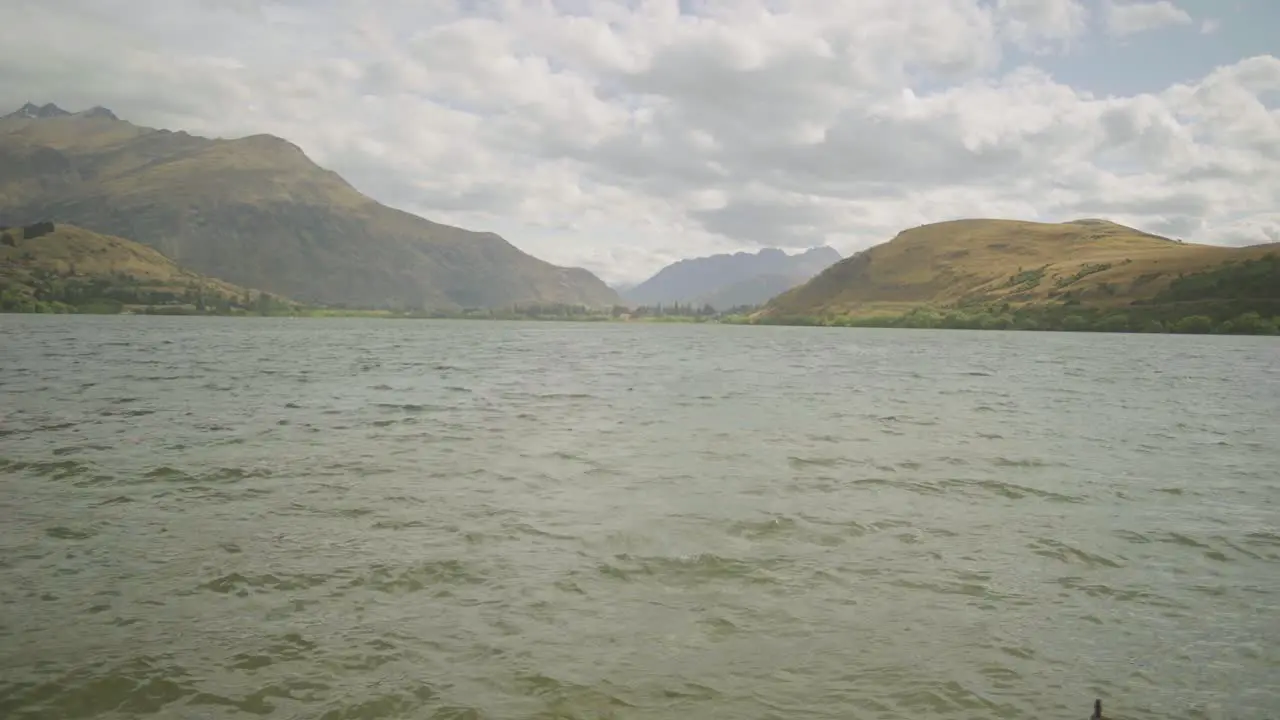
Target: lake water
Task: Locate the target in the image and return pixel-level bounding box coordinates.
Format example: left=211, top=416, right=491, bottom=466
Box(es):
left=1, top=316, right=1277, bottom=720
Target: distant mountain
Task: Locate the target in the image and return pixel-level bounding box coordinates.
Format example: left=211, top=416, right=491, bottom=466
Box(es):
left=610, top=280, right=638, bottom=295
left=624, top=246, right=841, bottom=309
left=4, top=102, right=116, bottom=121
left=698, top=273, right=810, bottom=310
left=0, top=103, right=619, bottom=310
left=0, top=221, right=283, bottom=313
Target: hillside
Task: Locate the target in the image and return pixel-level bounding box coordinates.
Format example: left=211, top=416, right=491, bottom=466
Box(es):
left=760, top=219, right=1279, bottom=319
left=0, top=104, right=620, bottom=310
left=0, top=222, right=285, bottom=314
left=624, top=246, right=840, bottom=309
left=698, top=273, right=811, bottom=310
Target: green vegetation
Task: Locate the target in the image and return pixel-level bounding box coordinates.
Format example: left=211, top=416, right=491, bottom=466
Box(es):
left=750, top=253, right=1280, bottom=336
left=1153, top=253, right=1280, bottom=303
left=8, top=281, right=1272, bottom=335
left=321, top=301, right=748, bottom=323
left=762, top=218, right=1280, bottom=320
left=0, top=267, right=758, bottom=323
left=752, top=305, right=1276, bottom=335
left=7, top=250, right=1275, bottom=336
left=756, top=217, right=1279, bottom=336
left=1051, top=262, right=1112, bottom=290
left=0, top=271, right=294, bottom=316
left=996, top=265, right=1048, bottom=292
left=0, top=223, right=298, bottom=316
left=5, top=218, right=1275, bottom=338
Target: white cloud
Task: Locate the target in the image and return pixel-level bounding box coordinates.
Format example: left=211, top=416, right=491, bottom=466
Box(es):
left=995, top=0, right=1090, bottom=52
left=1212, top=213, right=1280, bottom=246
left=0, top=0, right=1276, bottom=286
left=1104, top=1, right=1194, bottom=38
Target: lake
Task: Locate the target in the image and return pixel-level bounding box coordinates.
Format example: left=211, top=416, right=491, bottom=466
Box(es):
left=1, top=316, right=1277, bottom=719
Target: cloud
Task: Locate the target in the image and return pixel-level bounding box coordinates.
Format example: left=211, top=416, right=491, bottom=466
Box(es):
left=1212, top=213, right=1280, bottom=246
left=1104, top=1, right=1194, bottom=38
left=0, top=0, right=1277, bottom=286
left=995, top=0, right=1090, bottom=52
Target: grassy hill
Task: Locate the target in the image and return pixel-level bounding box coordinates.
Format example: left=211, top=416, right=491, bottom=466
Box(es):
left=757, top=219, right=1280, bottom=333
left=0, top=105, right=620, bottom=310
left=0, top=221, right=288, bottom=314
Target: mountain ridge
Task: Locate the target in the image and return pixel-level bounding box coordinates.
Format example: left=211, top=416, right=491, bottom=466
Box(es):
left=0, top=104, right=620, bottom=309
left=4, top=102, right=118, bottom=121
left=624, top=245, right=841, bottom=308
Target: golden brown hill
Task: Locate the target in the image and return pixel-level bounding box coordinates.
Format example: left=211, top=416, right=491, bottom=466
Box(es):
left=0, top=222, right=282, bottom=313
left=761, top=218, right=1279, bottom=319
left=0, top=105, right=620, bottom=310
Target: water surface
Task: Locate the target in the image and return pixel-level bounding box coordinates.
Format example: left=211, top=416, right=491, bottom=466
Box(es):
left=1, top=316, right=1277, bottom=719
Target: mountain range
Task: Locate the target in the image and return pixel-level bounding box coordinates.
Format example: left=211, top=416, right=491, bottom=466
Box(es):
left=0, top=103, right=620, bottom=310
left=5, top=103, right=1274, bottom=328
left=623, top=246, right=840, bottom=309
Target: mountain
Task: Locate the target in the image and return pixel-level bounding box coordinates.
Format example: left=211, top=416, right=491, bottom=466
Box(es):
left=759, top=218, right=1280, bottom=323
left=5, top=102, right=118, bottom=121
left=698, top=273, right=812, bottom=310
left=624, top=246, right=841, bottom=308
left=7, top=103, right=67, bottom=120
left=0, top=104, right=620, bottom=310
left=0, top=221, right=283, bottom=313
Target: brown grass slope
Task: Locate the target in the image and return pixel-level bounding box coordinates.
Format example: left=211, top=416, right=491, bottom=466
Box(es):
left=0, top=222, right=271, bottom=304
left=762, top=218, right=1279, bottom=318
left=0, top=109, right=620, bottom=309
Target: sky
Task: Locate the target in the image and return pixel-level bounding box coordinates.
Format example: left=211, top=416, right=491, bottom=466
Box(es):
left=2, top=0, right=1278, bottom=285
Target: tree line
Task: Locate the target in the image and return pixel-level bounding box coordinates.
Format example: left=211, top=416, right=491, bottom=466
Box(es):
left=1, top=270, right=290, bottom=316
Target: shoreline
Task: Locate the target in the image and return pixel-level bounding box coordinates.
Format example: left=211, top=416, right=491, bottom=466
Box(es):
left=4, top=306, right=1276, bottom=336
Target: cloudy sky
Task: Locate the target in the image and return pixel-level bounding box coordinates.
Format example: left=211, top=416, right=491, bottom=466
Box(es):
left=3, top=0, right=1278, bottom=284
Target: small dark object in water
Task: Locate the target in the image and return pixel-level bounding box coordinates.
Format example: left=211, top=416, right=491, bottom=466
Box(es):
left=1091, top=698, right=1103, bottom=719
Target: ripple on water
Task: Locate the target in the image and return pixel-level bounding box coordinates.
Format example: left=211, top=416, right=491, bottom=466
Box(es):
left=785, top=455, right=851, bottom=469
left=1, top=457, right=95, bottom=481
left=950, top=477, right=1083, bottom=504
left=374, top=403, right=441, bottom=413
left=510, top=672, right=635, bottom=717
left=341, top=560, right=482, bottom=595
left=4, top=656, right=197, bottom=718
left=1, top=319, right=1278, bottom=719
left=44, top=526, right=96, bottom=540
left=725, top=515, right=800, bottom=540
left=1030, top=538, right=1125, bottom=569
left=196, top=572, right=331, bottom=597
left=596, top=552, right=785, bottom=587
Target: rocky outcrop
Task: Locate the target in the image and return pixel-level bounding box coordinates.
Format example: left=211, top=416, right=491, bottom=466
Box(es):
left=21, top=221, right=56, bottom=239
